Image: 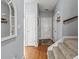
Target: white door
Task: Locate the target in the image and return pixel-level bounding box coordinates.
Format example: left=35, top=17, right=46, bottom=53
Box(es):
left=40, top=16, right=52, bottom=39
left=24, top=3, right=38, bottom=47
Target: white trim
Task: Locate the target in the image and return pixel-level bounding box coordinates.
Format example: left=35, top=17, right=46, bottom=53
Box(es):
left=1, top=35, right=17, bottom=42
left=8, top=0, right=17, bottom=36
left=24, top=16, right=25, bottom=47
left=13, top=0, right=17, bottom=36
left=1, top=0, right=17, bottom=42
left=24, top=43, right=38, bottom=47
left=8, top=2, right=12, bottom=35
left=63, top=36, right=78, bottom=39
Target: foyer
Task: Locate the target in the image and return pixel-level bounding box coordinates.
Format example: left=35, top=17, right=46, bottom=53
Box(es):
left=1, top=0, right=78, bottom=59
left=24, top=0, right=78, bottom=59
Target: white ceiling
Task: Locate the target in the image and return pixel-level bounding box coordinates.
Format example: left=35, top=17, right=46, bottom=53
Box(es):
left=25, top=0, right=58, bottom=12
left=38, top=0, right=58, bottom=12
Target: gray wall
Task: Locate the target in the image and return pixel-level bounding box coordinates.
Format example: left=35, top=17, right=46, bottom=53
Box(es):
left=55, top=0, right=78, bottom=20
left=53, top=0, right=78, bottom=38
left=63, top=18, right=78, bottom=36
left=1, top=0, right=24, bottom=59
left=1, top=1, right=10, bottom=37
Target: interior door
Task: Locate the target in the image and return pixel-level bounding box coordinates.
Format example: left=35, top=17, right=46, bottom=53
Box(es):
left=40, top=16, right=52, bottom=39
left=24, top=3, right=38, bottom=47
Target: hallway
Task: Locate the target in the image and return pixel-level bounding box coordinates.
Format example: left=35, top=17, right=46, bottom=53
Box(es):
left=24, top=45, right=49, bottom=59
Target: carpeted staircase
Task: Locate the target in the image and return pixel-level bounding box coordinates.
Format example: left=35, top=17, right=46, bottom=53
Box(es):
left=47, top=37, right=78, bottom=59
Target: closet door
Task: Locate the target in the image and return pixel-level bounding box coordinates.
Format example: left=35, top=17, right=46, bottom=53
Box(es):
left=39, top=12, right=53, bottom=40
left=24, top=3, right=38, bottom=47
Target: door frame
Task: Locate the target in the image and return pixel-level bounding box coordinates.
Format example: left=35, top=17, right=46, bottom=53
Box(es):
left=53, top=11, right=63, bottom=42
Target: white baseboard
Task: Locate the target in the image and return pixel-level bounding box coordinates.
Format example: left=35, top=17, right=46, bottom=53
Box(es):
left=63, top=36, right=78, bottom=39
left=24, top=43, right=38, bottom=47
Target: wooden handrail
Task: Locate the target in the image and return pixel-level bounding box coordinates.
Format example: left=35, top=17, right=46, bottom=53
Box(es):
left=63, top=16, right=78, bottom=23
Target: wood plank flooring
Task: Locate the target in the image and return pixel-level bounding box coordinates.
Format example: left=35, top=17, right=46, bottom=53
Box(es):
left=24, top=45, right=49, bottom=59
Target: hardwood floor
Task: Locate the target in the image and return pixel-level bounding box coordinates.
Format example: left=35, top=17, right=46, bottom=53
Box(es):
left=24, top=45, right=49, bottom=59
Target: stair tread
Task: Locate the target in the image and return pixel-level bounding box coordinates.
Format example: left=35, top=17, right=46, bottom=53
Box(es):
left=58, top=43, right=77, bottom=59
left=64, top=39, right=78, bottom=53
left=53, top=47, right=66, bottom=59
